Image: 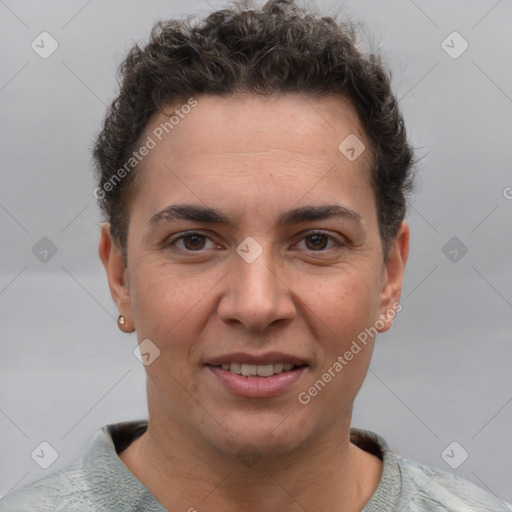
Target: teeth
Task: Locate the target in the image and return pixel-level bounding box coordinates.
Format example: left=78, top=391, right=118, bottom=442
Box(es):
left=241, top=364, right=257, bottom=376
left=219, top=362, right=297, bottom=376
left=256, top=364, right=274, bottom=377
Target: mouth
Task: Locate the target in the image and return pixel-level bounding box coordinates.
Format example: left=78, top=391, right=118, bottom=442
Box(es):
left=208, top=362, right=306, bottom=377
left=204, top=354, right=309, bottom=397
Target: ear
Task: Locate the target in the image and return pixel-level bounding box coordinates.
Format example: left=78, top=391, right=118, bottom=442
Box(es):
left=98, top=223, right=134, bottom=331
left=376, top=221, right=409, bottom=333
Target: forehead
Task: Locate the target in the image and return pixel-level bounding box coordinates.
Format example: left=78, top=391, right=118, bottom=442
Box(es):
left=145, top=93, right=367, bottom=162
left=132, top=93, right=375, bottom=225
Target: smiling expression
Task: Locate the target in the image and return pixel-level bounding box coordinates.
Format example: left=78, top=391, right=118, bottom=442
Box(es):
left=102, top=92, right=408, bottom=457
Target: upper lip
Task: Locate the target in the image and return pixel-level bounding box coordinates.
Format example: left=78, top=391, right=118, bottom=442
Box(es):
left=205, top=352, right=308, bottom=366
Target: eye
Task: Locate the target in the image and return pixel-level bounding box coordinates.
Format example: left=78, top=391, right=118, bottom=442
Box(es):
left=165, top=230, right=344, bottom=254
left=167, top=232, right=218, bottom=251
left=294, top=231, right=344, bottom=251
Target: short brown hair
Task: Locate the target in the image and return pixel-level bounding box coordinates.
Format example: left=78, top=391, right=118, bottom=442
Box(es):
left=93, top=0, right=415, bottom=260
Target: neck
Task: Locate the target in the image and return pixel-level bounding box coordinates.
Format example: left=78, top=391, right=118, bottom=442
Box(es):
left=119, top=409, right=382, bottom=512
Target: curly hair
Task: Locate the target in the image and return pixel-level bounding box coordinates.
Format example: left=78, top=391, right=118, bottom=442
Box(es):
left=92, top=0, right=415, bottom=261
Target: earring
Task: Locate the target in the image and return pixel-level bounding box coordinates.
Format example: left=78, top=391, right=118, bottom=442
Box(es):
left=117, top=314, right=135, bottom=333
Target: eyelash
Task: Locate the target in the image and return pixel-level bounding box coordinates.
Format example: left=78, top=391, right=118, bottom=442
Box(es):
left=166, top=230, right=345, bottom=253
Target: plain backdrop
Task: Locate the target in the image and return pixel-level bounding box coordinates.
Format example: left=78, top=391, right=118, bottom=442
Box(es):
left=1, top=0, right=511, bottom=505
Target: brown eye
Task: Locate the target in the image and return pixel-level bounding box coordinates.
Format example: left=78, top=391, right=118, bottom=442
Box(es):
left=304, top=234, right=329, bottom=251
left=294, top=231, right=344, bottom=253
left=167, top=232, right=217, bottom=252
left=182, top=234, right=207, bottom=250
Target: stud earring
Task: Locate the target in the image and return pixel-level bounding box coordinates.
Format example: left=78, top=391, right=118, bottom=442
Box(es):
left=117, top=314, right=135, bottom=333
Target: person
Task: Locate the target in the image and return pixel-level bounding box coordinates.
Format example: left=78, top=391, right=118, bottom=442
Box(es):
left=1, top=1, right=510, bottom=511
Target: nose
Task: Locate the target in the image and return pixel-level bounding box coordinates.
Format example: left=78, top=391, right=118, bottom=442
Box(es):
left=217, top=244, right=297, bottom=332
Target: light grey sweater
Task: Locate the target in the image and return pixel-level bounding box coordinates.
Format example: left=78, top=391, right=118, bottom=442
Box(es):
left=1, top=420, right=510, bottom=511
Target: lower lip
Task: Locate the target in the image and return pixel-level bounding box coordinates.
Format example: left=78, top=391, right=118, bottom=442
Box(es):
left=206, top=366, right=307, bottom=398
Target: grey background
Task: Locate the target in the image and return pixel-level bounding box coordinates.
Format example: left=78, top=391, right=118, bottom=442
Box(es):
left=1, top=0, right=511, bottom=505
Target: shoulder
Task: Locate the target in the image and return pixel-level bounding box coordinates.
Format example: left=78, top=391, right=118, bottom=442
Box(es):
left=0, top=462, right=93, bottom=511
left=0, top=457, right=163, bottom=512
left=351, top=428, right=511, bottom=512
left=396, top=455, right=512, bottom=511
left=0, top=420, right=159, bottom=512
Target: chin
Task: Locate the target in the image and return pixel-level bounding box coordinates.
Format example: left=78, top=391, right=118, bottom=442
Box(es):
left=201, top=409, right=313, bottom=460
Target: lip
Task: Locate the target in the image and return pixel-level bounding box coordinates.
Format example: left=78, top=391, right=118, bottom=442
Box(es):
left=204, top=351, right=308, bottom=366
left=206, top=365, right=308, bottom=398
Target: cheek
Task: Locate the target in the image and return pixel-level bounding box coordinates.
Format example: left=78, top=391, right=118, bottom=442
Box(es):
left=314, top=272, right=381, bottom=399
left=129, top=261, right=223, bottom=349
left=129, top=264, right=210, bottom=397
left=301, top=269, right=381, bottom=346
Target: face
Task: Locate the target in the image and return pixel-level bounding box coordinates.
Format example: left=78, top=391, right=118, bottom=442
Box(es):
left=100, top=93, right=409, bottom=458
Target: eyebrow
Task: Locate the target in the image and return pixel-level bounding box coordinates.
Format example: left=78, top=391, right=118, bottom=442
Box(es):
left=148, top=203, right=362, bottom=228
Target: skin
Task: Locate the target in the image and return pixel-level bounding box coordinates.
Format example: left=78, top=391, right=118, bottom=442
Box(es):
left=99, top=93, right=409, bottom=512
